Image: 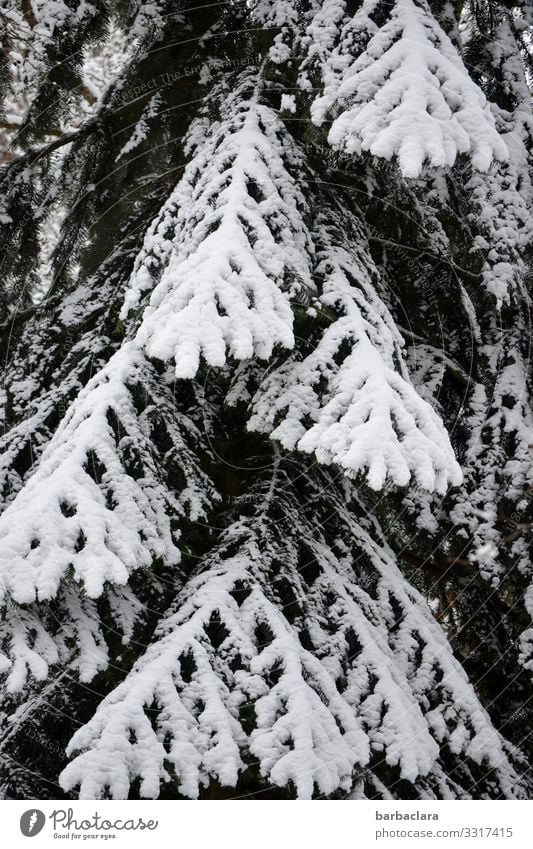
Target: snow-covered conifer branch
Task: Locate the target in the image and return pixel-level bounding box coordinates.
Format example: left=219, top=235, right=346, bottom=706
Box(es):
left=122, top=75, right=314, bottom=378
left=308, top=0, right=508, bottom=176
left=0, top=343, right=215, bottom=604
left=250, top=211, right=462, bottom=492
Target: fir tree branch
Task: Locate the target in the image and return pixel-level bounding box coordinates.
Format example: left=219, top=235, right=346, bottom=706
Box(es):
left=0, top=116, right=105, bottom=180
left=0, top=295, right=61, bottom=332
left=0, top=120, right=22, bottom=132
left=401, top=549, right=476, bottom=578
left=368, top=236, right=483, bottom=285
left=398, top=326, right=476, bottom=389
left=500, top=523, right=533, bottom=544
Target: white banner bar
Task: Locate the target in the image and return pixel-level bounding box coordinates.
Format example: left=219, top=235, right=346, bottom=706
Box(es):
left=1, top=800, right=532, bottom=849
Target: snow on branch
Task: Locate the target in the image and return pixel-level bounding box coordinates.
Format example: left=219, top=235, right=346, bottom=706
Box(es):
left=465, top=20, right=533, bottom=306
left=0, top=576, right=147, bottom=693
left=450, top=336, right=533, bottom=583
left=122, top=76, right=314, bottom=378
left=0, top=343, right=213, bottom=604
left=309, top=0, right=508, bottom=177
left=60, top=553, right=367, bottom=800
left=249, top=214, right=462, bottom=493
left=59, top=487, right=519, bottom=800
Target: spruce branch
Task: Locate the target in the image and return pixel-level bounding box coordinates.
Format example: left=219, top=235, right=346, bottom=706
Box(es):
left=368, top=236, right=483, bottom=285
left=398, top=326, right=477, bottom=389
left=0, top=116, right=106, bottom=179
left=0, top=295, right=62, bottom=332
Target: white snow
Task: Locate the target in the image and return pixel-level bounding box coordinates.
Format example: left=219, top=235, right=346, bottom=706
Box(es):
left=0, top=344, right=180, bottom=604
left=122, top=78, right=314, bottom=378
left=250, top=216, right=462, bottom=493
left=310, top=0, right=509, bottom=176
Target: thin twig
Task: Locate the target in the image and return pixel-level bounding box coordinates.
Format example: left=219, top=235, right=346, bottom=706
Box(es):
left=368, top=235, right=483, bottom=285
left=0, top=116, right=104, bottom=181
left=398, top=325, right=476, bottom=389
